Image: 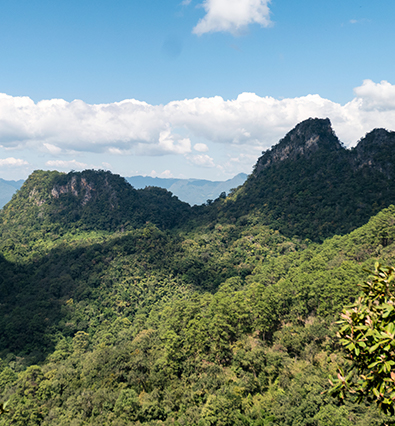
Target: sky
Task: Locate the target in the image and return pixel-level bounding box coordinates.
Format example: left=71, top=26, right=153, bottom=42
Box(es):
left=1, top=0, right=395, bottom=181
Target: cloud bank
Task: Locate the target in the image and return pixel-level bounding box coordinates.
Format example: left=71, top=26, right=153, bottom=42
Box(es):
left=1, top=80, right=395, bottom=163
left=192, top=0, right=272, bottom=35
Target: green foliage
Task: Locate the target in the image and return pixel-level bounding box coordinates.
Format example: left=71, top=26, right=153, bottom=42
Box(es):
left=0, top=170, right=193, bottom=251
left=2, top=165, right=395, bottom=423
left=330, top=263, right=395, bottom=414
left=213, top=120, right=395, bottom=242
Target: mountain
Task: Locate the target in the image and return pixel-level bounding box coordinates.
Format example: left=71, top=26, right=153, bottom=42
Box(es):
left=3, top=118, right=395, bottom=243
left=0, top=178, right=24, bottom=209
left=0, top=169, right=192, bottom=241
left=125, top=173, right=248, bottom=206
left=0, top=174, right=248, bottom=210
left=222, top=117, right=395, bottom=241
left=1, top=119, right=395, bottom=424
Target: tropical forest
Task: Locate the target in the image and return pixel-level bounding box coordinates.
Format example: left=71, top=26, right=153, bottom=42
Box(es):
left=1, top=118, right=395, bottom=425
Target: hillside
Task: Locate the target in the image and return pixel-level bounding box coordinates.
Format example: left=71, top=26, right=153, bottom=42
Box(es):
left=220, top=118, right=395, bottom=241
left=0, top=169, right=192, bottom=243
left=4, top=118, right=395, bottom=244
left=0, top=118, right=395, bottom=424
left=1, top=202, right=394, bottom=424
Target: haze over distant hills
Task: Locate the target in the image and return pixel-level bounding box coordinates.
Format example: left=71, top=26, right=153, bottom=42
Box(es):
left=125, top=173, right=247, bottom=206
left=0, top=178, right=24, bottom=209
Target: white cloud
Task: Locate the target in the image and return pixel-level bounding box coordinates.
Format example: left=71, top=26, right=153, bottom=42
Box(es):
left=193, top=142, right=209, bottom=152
left=160, top=170, right=174, bottom=178
left=353, top=79, right=395, bottom=111
left=187, top=154, right=215, bottom=167
left=218, top=152, right=259, bottom=176
left=108, top=147, right=128, bottom=155
left=0, top=157, right=29, bottom=167
left=43, top=143, right=62, bottom=154
left=192, top=0, right=272, bottom=35
left=2, top=80, right=395, bottom=166
left=149, top=170, right=174, bottom=178
left=157, top=130, right=191, bottom=154
left=45, top=159, right=88, bottom=169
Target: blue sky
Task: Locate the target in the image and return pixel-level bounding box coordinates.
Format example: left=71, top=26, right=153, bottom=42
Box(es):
left=1, top=0, right=395, bottom=180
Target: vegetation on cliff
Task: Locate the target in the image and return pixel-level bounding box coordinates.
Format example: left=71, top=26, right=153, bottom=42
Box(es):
left=220, top=118, right=395, bottom=241
left=1, top=118, right=395, bottom=424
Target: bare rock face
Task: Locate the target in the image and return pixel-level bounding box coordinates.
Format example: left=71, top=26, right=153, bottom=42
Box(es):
left=29, top=188, right=46, bottom=206
left=254, top=118, right=342, bottom=174
left=51, top=176, right=80, bottom=199
left=51, top=174, right=98, bottom=206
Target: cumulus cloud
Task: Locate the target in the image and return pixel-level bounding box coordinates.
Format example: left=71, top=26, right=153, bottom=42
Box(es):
left=157, top=130, right=191, bottom=155
left=43, top=143, right=62, bottom=155
left=193, top=142, right=209, bottom=152
left=353, top=79, right=395, bottom=111
left=164, top=80, right=395, bottom=149
left=0, top=157, right=29, bottom=167
left=0, top=94, right=175, bottom=154
left=46, top=160, right=88, bottom=169
left=160, top=170, right=174, bottom=178
left=2, top=80, right=395, bottom=164
left=192, top=0, right=272, bottom=35
left=187, top=154, right=215, bottom=167
left=149, top=169, right=174, bottom=178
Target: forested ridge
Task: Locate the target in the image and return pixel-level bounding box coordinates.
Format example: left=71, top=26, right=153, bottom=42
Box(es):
left=223, top=118, right=395, bottom=241
left=1, top=118, right=395, bottom=425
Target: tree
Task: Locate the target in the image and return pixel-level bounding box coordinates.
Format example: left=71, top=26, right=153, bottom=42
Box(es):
left=329, top=263, right=395, bottom=414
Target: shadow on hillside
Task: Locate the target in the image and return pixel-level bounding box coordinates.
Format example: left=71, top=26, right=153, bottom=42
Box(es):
left=0, top=228, right=189, bottom=364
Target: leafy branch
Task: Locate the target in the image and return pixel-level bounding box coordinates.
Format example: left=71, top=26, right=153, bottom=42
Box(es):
left=329, top=263, right=395, bottom=414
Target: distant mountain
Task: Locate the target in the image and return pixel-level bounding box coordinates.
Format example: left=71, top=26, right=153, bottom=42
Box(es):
left=0, top=178, right=24, bottom=208
left=222, top=117, right=395, bottom=241
left=125, top=173, right=248, bottom=206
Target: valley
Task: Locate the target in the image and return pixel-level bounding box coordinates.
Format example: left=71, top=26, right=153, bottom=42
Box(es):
left=0, top=118, right=394, bottom=425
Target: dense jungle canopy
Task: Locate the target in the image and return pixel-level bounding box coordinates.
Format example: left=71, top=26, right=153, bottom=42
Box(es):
left=1, top=118, right=395, bottom=425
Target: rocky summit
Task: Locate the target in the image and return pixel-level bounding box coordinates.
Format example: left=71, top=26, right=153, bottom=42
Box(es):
left=223, top=118, right=395, bottom=240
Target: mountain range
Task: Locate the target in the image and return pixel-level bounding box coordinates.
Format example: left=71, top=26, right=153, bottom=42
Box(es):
left=0, top=117, right=395, bottom=425
left=125, top=173, right=247, bottom=206
left=223, top=117, right=395, bottom=240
